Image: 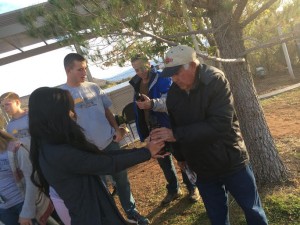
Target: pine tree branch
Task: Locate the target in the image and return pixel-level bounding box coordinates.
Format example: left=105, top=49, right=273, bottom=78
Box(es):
left=238, top=31, right=298, bottom=56
left=136, top=29, right=178, bottom=46
left=137, top=30, right=246, bottom=63
left=198, top=52, right=246, bottom=63
left=119, top=18, right=246, bottom=63
left=141, top=31, right=246, bottom=63
left=161, top=28, right=214, bottom=39
left=240, top=0, right=278, bottom=28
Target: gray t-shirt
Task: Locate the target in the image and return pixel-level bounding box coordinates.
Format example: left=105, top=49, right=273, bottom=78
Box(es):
left=60, top=82, right=115, bottom=150
left=6, top=112, right=31, bottom=150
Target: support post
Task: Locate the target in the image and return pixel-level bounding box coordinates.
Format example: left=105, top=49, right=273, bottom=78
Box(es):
left=278, top=26, right=295, bottom=79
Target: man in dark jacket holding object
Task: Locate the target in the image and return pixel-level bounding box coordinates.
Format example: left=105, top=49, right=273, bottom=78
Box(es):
left=150, top=45, right=268, bottom=225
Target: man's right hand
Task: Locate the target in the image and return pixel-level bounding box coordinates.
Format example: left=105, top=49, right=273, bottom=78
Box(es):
left=136, top=94, right=152, bottom=109
left=150, top=127, right=176, bottom=142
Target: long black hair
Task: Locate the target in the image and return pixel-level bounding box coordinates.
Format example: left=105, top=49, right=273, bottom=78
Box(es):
left=28, top=87, right=102, bottom=193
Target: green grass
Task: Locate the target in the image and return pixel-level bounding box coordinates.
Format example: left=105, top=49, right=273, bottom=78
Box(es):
left=264, top=192, right=300, bottom=225
left=260, top=88, right=300, bottom=107
left=147, top=188, right=300, bottom=225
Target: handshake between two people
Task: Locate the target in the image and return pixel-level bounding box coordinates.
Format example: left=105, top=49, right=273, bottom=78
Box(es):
left=146, top=127, right=176, bottom=159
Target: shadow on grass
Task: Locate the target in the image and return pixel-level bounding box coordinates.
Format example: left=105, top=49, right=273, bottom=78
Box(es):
left=143, top=181, right=300, bottom=225
left=147, top=195, right=209, bottom=225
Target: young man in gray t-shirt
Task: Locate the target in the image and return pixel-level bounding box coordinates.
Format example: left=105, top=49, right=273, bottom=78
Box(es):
left=60, top=53, right=149, bottom=225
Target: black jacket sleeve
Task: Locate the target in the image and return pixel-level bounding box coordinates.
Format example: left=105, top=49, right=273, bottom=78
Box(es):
left=47, top=145, right=151, bottom=176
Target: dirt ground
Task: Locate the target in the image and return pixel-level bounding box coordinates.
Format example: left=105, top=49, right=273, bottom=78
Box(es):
left=113, top=69, right=300, bottom=223
left=254, top=68, right=300, bottom=138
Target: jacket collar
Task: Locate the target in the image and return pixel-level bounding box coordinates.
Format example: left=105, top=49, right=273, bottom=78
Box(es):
left=129, top=70, right=159, bottom=92
left=172, top=64, right=223, bottom=93
left=195, top=64, right=214, bottom=87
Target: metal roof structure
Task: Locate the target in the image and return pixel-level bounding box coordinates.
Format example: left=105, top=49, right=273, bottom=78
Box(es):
left=0, top=2, right=139, bottom=129
left=0, top=2, right=70, bottom=66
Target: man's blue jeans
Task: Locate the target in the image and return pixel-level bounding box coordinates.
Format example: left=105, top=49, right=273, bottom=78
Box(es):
left=196, top=164, right=268, bottom=225
left=102, top=141, right=137, bottom=216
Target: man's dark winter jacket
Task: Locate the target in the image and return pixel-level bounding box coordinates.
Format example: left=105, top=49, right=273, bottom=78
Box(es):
left=167, top=64, right=249, bottom=179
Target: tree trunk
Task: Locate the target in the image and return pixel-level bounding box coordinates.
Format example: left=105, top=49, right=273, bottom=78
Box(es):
left=209, top=9, right=287, bottom=185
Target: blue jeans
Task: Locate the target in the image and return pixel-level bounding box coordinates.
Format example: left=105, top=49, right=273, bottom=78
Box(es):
left=157, top=155, right=179, bottom=194
left=196, top=165, right=268, bottom=225
left=102, top=141, right=137, bottom=216
left=0, top=202, right=38, bottom=225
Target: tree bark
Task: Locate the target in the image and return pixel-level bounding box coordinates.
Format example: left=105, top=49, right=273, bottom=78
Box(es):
left=209, top=8, right=287, bottom=185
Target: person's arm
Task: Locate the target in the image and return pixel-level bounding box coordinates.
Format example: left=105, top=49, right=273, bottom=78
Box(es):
left=17, top=146, right=37, bottom=223
left=104, top=108, right=123, bottom=142
left=59, top=141, right=163, bottom=175
left=96, top=85, right=123, bottom=142
left=152, top=76, right=172, bottom=112
left=151, top=93, right=168, bottom=112
left=136, top=93, right=168, bottom=112
left=136, top=76, right=171, bottom=112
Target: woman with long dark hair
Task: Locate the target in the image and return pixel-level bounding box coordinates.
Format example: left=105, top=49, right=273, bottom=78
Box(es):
left=28, top=87, right=164, bottom=225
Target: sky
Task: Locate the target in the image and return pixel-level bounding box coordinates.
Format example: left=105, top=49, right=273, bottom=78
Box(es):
left=0, top=0, right=132, bottom=97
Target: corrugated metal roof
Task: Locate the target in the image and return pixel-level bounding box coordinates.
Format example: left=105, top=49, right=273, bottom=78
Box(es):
left=0, top=2, right=69, bottom=66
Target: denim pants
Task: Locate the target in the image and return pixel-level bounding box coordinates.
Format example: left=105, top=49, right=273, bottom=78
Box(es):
left=196, top=165, right=268, bottom=225
left=102, top=141, right=137, bottom=216
left=0, top=202, right=38, bottom=225
left=157, top=155, right=179, bottom=194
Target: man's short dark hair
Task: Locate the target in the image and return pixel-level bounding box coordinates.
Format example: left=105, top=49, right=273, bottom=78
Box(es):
left=64, top=53, right=86, bottom=70
left=130, top=54, right=148, bottom=63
